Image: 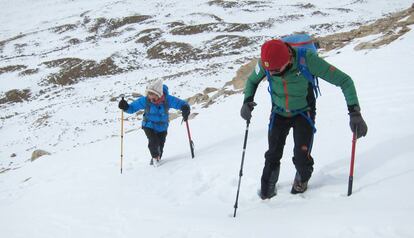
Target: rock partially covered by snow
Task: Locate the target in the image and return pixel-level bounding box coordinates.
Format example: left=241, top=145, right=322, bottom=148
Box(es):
left=31, top=150, right=51, bottom=161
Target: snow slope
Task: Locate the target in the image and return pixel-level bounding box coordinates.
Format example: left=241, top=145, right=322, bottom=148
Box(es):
left=1, top=1, right=414, bottom=238
left=1, top=0, right=412, bottom=170
left=2, top=29, right=414, bottom=237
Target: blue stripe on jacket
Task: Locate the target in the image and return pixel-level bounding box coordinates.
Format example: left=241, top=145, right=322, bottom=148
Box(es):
left=124, top=85, right=188, bottom=132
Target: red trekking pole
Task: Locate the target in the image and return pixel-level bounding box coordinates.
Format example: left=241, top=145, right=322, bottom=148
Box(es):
left=347, top=132, right=357, bottom=196
left=185, top=120, right=195, bottom=158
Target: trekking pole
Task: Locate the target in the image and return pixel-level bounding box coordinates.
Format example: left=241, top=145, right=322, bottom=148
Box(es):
left=185, top=120, right=195, bottom=158
left=120, top=97, right=125, bottom=174
left=347, top=131, right=357, bottom=196
left=233, top=120, right=250, bottom=218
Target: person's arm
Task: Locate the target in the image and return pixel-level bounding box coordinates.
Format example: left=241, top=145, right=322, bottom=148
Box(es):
left=306, top=51, right=367, bottom=138
left=167, top=95, right=190, bottom=121
left=243, top=60, right=266, bottom=103
left=167, top=95, right=188, bottom=110
left=125, top=97, right=147, bottom=114
left=306, top=51, right=359, bottom=108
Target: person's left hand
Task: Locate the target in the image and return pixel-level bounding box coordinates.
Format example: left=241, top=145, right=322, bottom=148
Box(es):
left=181, top=104, right=190, bottom=121
left=349, top=111, right=368, bottom=138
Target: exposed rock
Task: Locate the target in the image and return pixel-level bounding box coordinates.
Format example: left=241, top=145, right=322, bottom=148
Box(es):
left=135, top=28, right=163, bottom=46
left=108, top=15, right=152, bottom=31
left=0, top=168, right=11, bottom=174
left=225, top=58, right=258, bottom=90
left=189, top=12, right=223, bottom=22
left=203, top=87, right=218, bottom=94
left=14, top=43, right=28, bottom=54
left=0, top=89, right=31, bottom=104
left=31, top=149, right=51, bottom=161
left=166, top=21, right=186, bottom=28
left=312, top=11, right=329, bottom=16
left=33, top=113, right=51, bottom=128
left=317, top=7, right=414, bottom=51
left=50, top=24, right=77, bottom=34
left=19, top=68, right=39, bottom=76
left=147, top=41, right=202, bottom=63
left=68, top=38, right=81, bottom=45
left=294, top=3, right=315, bottom=9
left=88, top=15, right=152, bottom=35
left=0, top=65, right=27, bottom=74
left=207, top=0, right=239, bottom=8
left=328, top=8, right=353, bottom=13
left=0, top=34, right=27, bottom=49
left=186, top=93, right=209, bottom=105
left=170, top=22, right=251, bottom=35
left=42, top=57, right=123, bottom=85
left=205, top=35, right=252, bottom=56
left=277, top=14, right=305, bottom=23
left=168, top=112, right=181, bottom=121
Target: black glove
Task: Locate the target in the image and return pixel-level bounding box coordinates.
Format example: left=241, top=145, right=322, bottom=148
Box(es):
left=118, top=97, right=129, bottom=111
left=348, top=105, right=367, bottom=138
left=181, top=104, right=190, bottom=121
left=240, top=102, right=257, bottom=121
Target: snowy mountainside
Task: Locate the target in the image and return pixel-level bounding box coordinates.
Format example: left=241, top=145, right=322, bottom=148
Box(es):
left=1, top=1, right=414, bottom=237
left=1, top=0, right=413, bottom=171
left=1, top=30, right=414, bottom=237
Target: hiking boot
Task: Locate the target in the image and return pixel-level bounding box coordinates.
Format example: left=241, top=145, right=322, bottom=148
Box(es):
left=260, top=167, right=280, bottom=199
left=291, top=172, right=308, bottom=194
left=153, top=156, right=161, bottom=167
left=259, top=189, right=276, bottom=200
left=150, top=156, right=161, bottom=166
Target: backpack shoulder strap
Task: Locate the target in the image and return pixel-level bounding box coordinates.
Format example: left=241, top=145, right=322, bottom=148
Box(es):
left=297, top=48, right=321, bottom=98
left=163, top=96, right=168, bottom=115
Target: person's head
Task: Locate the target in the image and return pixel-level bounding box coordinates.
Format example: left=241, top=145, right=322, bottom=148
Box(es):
left=146, top=79, right=164, bottom=103
left=261, top=39, right=293, bottom=76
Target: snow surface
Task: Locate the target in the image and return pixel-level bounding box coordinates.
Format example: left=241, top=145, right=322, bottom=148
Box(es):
left=1, top=0, right=414, bottom=237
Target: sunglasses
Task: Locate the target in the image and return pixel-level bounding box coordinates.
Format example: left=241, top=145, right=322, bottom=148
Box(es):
left=269, top=62, right=292, bottom=76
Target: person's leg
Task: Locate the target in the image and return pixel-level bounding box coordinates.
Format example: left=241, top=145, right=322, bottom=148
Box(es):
left=291, top=113, right=315, bottom=193
left=261, top=114, right=292, bottom=199
left=158, top=131, right=168, bottom=159
left=143, top=127, right=161, bottom=159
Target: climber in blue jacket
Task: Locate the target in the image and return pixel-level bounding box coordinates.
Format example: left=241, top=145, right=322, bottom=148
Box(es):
left=118, top=79, right=190, bottom=165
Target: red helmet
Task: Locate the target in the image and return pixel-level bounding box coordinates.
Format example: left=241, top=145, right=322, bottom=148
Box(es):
left=261, top=39, right=291, bottom=71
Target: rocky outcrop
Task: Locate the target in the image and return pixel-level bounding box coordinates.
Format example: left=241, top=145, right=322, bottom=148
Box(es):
left=42, top=57, right=123, bottom=85
left=317, top=6, right=414, bottom=51
left=31, top=149, right=51, bottom=161
left=0, top=89, right=31, bottom=104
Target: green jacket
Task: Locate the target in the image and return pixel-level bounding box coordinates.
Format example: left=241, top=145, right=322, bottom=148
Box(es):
left=243, top=48, right=359, bottom=117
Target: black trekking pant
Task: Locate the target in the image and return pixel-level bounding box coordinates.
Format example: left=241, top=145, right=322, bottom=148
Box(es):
left=261, top=112, right=315, bottom=189
left=143, top=127, right=167, bottom=159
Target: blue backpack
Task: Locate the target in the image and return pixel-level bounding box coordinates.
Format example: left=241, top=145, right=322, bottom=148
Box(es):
left=281, top=33, right=321, bottom=98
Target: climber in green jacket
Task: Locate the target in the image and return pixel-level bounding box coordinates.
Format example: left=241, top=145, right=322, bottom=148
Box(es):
left=240, top=39, right=368, bottom=199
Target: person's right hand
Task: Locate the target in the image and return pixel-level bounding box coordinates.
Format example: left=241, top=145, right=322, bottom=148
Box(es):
left=349, top=111, right=368, bottom=138
left=118, top=97, right=129, bottom=111
left=240, top=102, right=257, bottom=121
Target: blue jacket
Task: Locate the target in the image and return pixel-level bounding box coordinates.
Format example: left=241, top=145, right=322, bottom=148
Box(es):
left=124, top=85, right=189, bottom=132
